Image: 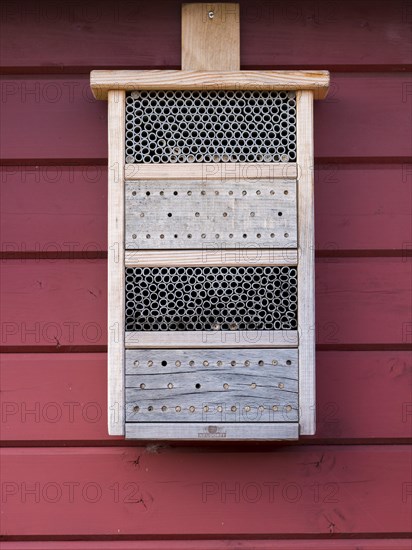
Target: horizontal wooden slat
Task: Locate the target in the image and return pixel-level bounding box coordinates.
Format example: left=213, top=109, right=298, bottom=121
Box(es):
left=125, top=331, right=299, bottom=349
left=0, top=258, right=410, bottom=348
left=0, top=260, right=108, bottom=348
left=1, top=446, right=410, bottom=535
left=315, top=258, right=412, bottom=345
left=125, top=423, right=299, bottom=440
left=2, top=164, right=410, bottom=254
left=1, top=351, right=410, bottom=441
left=125, top=348, right=298, bottom=424
left=1, top=75, right=411, bottom=162
left=125, top=179, right=297, bottom=249
left=1, top=541, right=412, bottom=550
left=0, top=166, right=108, bottom=253
left=125, top=163, right=297, bottom=180
left=2, top=541, right=412, bottom=550
left=315, top=164, right=412, bottom=252
left=1, top=0, right=410, bottom=71
left=90, top=70, right=329, bottom=100
left=125, top=249, right=298, bottom=267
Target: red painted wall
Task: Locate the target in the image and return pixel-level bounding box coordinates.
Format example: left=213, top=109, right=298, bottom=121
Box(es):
left=0, top=0, right=411, bottom=547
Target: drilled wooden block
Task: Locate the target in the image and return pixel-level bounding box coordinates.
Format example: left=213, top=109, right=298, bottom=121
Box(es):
left=125, top=348, right=298, bottom=423
left=125, top=179, right=297, bottom=248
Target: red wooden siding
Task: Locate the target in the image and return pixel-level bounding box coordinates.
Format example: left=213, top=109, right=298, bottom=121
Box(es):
left=1, top=258, right=410, bottom=348
left=1, top=0, right=410, bottom=71
left=2, top=164, right=411, bottom=254
left=1, top=351, right=410, bottom=442
left=1, top=75, right=411, bottom=162
left=1, top=447, right=411, bottom=536
left=0, top=0, right=411, bottom=547
left=2, top=543, right=412, bottom=550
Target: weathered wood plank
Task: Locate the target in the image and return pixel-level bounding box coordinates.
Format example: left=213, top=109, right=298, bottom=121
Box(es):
left=90, top=70, right=329, bottom=100
left=125, top=249, right=298, bottom=267
left=1, top=446, right=411, bottom=535
left=125, top=348, right=298, bottom=423
left=125, top=163, right=297, bottom=180
left=125, top=179, right=297, bottom=249
left=125, top=422, right=299, bottom=440
left=181, top=3, right=240, bottom=71
left=125, top=331, right=299, bottom=348
left=107, top=91, right=125, bottom=435
left=296, top=90, right=315, bottom=435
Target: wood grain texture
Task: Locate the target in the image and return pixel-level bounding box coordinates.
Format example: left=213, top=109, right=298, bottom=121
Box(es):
left=125, top=163, right=297, bottom=180
left=296, top=91, right=315, bottom=435
left=315, top=258, right=412, bottom=346
left=125, top=249, right=298, bottom=267
left=90, top=70, right=329, bottom=100
left=2, top=164, right=409, bottom=254
left=125, top=331, right=299, bottom=349
left=1, top=258, right=410, bottom=348
left=125, top=179, right=297, bottom=249
left=107, top=90, right=125, bottom=435
left=1, top=446, right=411, bottom=535
left=0, top=260, right=108, bottom=348
left=1, top=351, right=410, bottom=442
left=2, top=75, right=410, bottom=162
left=181, top=3, right=240, bottom=71
left=0, top=166, right=108, bottom=253
left=2, top=541, right=412, bottom=550
left=125, top=422, right=299, bottom=440
left=1, top=0, right=410, bottom=71
left=125, top=348, right=298, bottom=424
left=315, top=164, right=412, bottom=252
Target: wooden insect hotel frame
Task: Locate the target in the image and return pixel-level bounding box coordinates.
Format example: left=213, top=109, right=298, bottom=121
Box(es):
left=90, top=3, right=329, bottom=440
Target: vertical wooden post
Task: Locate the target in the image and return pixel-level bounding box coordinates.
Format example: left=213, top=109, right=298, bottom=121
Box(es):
left=107, top=89, right=125, bottom=435
left=182, top=3, right=240, bottom=71
left=296, top=90, right=316, bottom=435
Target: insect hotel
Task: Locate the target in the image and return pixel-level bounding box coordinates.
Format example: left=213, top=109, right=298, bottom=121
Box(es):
left=90, top=3, right=330, bottom=440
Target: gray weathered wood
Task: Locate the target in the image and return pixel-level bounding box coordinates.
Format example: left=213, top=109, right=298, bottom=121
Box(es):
left=125, top=348, right=298, bottom=422
left=125, top=179, right=297, bottom=249
left=125, top=248, right=298, bottom=267
left=125, top=422, right=299, bottom=440
left=125, top=330, right=298, bottom=348
left=124, top=163, right=298, bottom=180
left=107, top=90, right=126, bottom=436
left=296, top=90, right=316, bottom=435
